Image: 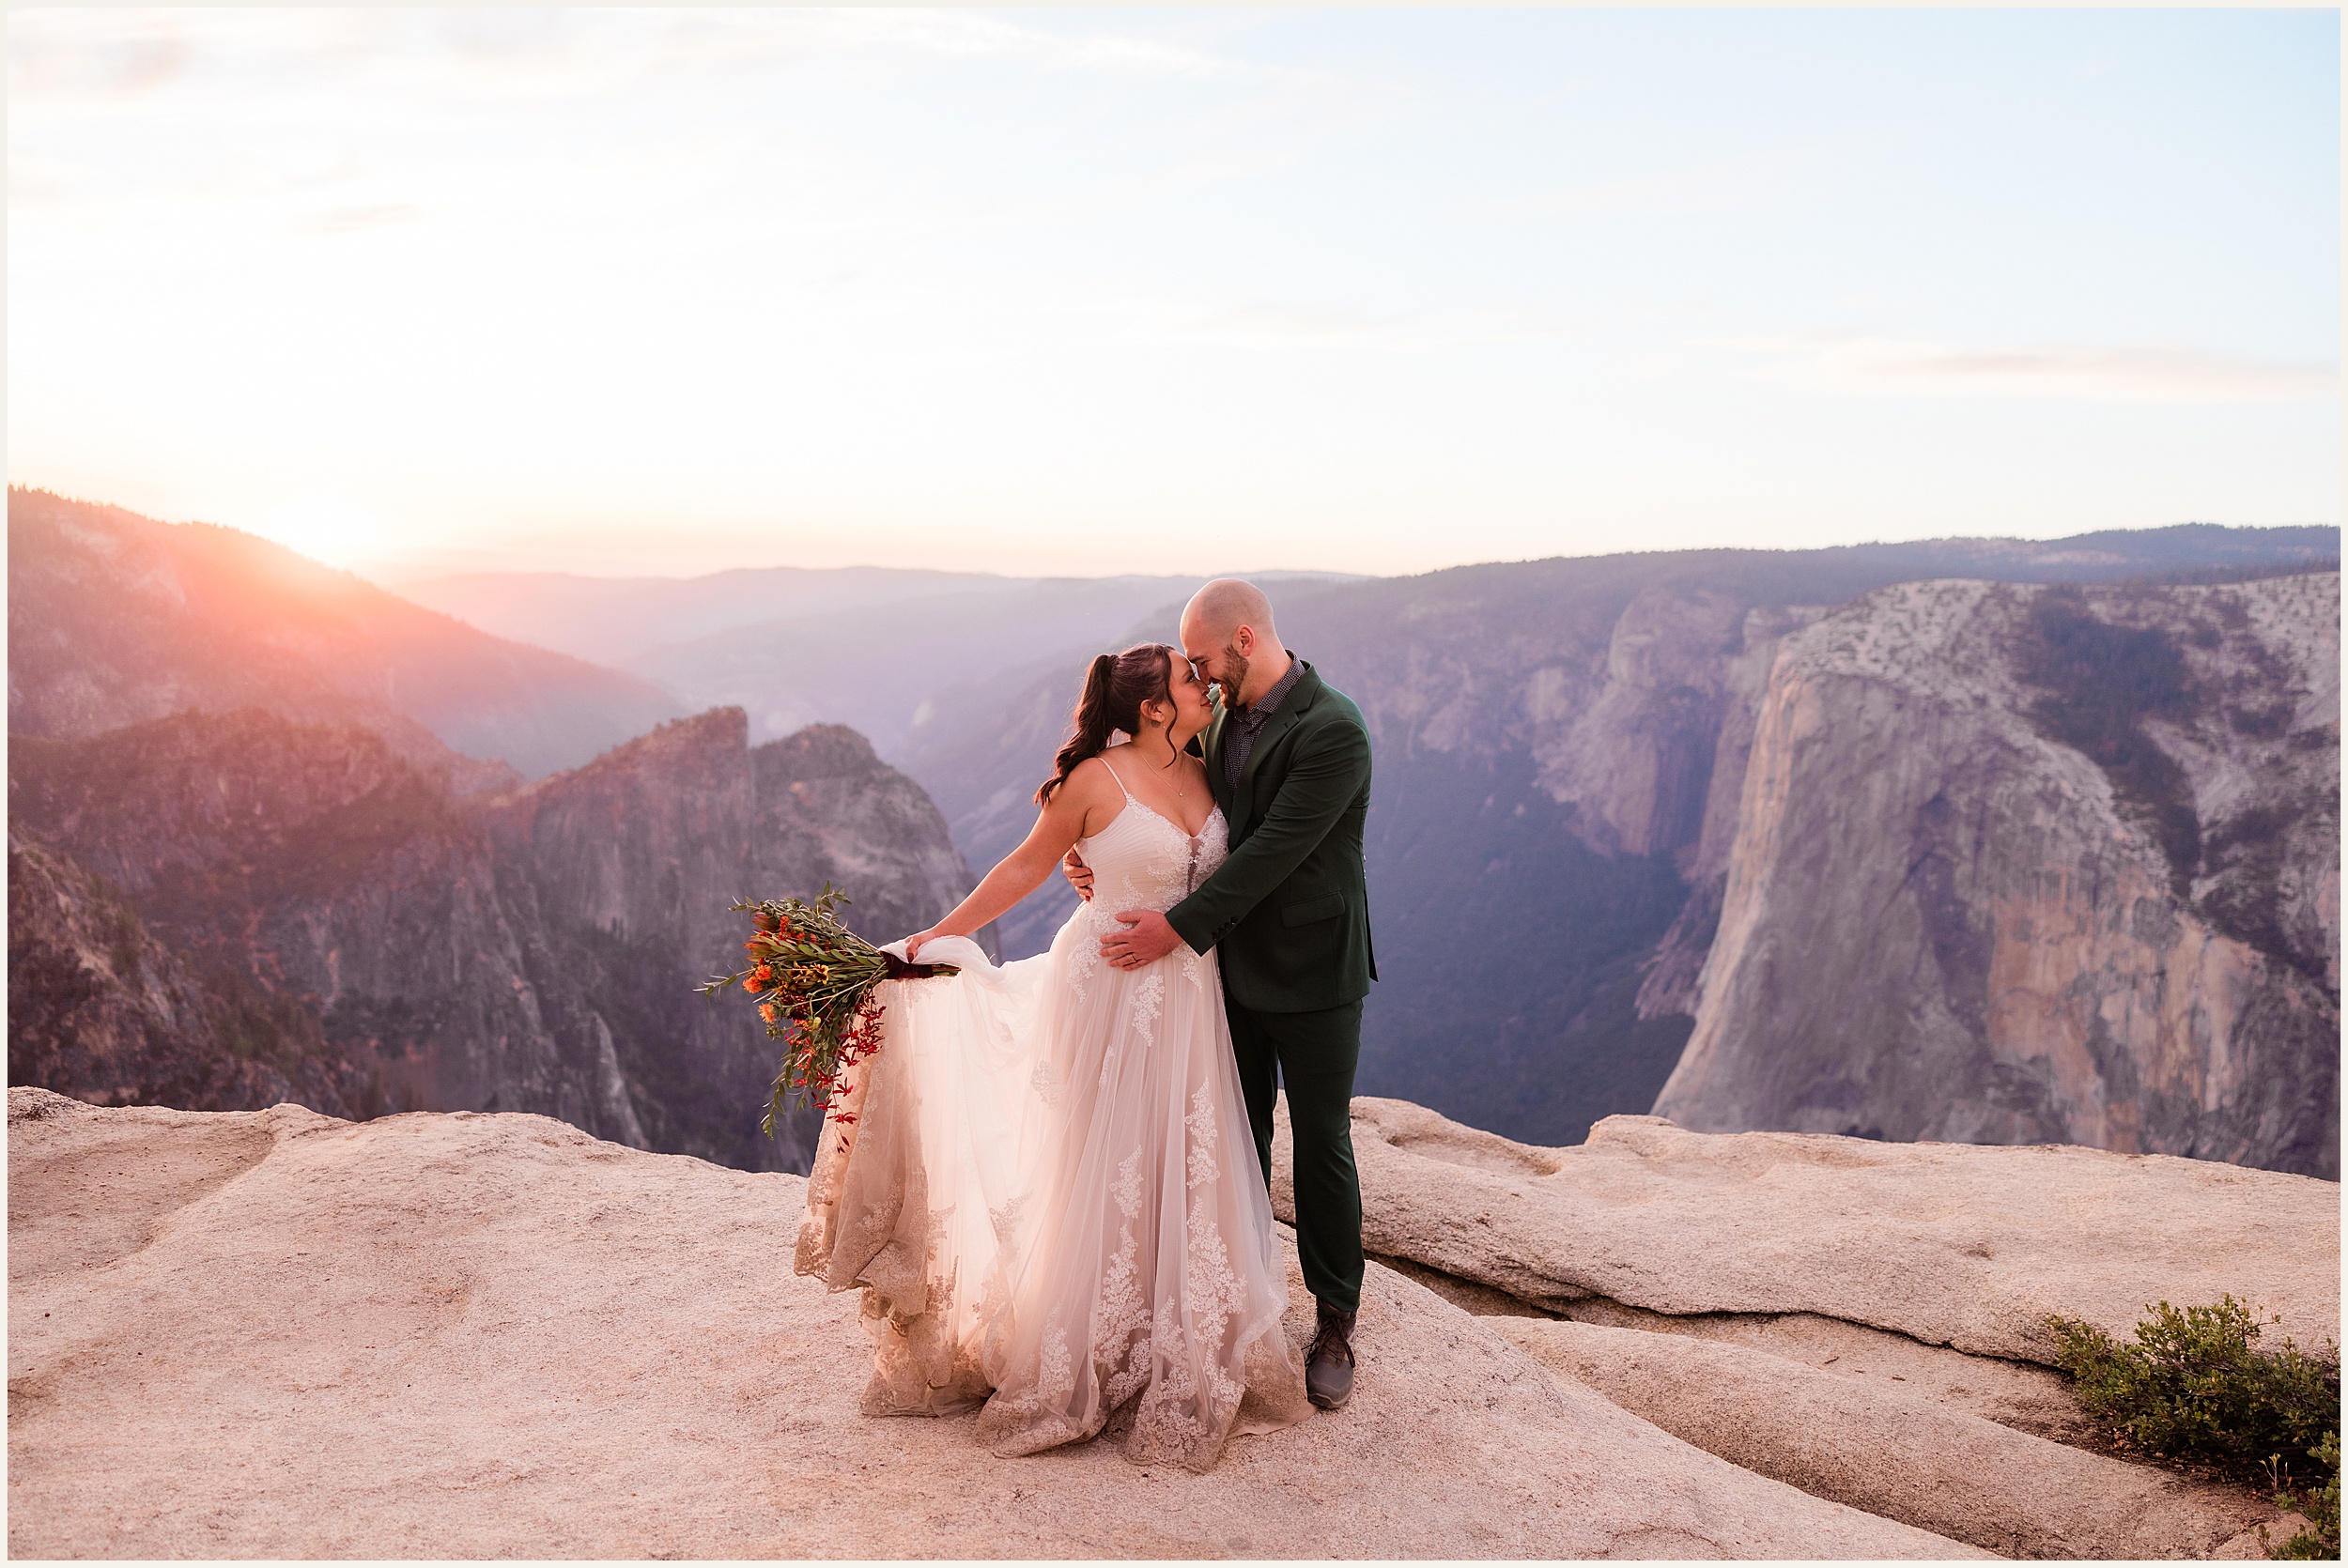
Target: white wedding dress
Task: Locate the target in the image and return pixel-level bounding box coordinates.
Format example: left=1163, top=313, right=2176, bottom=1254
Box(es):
left=794, top=765, right=1312, bottom=1471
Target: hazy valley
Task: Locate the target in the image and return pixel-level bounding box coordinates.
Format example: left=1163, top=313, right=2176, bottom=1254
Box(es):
left=402, top=563, right=1364, bottom=757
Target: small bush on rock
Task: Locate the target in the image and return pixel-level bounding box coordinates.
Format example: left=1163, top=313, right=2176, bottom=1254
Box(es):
left=2048, top=1297, right=2340, bottom=1559
left=2265, top=1430, right=2340, bottom=1560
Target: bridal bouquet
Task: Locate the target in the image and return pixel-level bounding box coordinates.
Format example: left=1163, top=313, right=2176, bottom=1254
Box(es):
left=697, top=885, right=957, bottom=1137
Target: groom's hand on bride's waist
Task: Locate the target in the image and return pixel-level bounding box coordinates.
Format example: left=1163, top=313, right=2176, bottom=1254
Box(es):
left=1061, top=847, right=1094, bottom=902
left=1102, top=909, right=1188, bottom=969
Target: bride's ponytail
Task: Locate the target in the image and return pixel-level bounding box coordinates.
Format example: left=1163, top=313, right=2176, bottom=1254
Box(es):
left=1036, top=644, right=1177, bottom=805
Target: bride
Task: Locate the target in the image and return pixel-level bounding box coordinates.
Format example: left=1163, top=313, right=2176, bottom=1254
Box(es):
left=792, top=642, right=1313, bottom=1471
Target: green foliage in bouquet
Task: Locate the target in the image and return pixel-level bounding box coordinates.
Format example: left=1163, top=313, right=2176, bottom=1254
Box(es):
left=696, top=884, right=954, bottom=1139
left=2047, top=1296, right=2340, bottom=1557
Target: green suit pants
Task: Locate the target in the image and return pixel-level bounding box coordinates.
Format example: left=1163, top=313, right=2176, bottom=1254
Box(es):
left=1226, top=997, right=1365, bottom=1315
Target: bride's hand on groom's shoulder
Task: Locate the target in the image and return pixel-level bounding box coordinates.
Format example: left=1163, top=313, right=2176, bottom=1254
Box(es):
left=1060, top=847, right=1094, bottom=903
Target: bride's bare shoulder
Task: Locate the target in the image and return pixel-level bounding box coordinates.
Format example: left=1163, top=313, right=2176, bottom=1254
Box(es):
left=1055, top=753, right=1123, bottom=804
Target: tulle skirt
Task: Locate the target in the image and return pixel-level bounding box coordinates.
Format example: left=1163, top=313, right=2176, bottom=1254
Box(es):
left=794, top=909, right=1311, bottom=1470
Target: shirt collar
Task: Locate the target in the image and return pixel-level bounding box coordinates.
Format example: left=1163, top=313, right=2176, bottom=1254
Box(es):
left=1237, top=654, right=1303, bottom=725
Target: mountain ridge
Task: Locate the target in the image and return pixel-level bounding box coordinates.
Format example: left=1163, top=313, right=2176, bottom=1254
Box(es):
left=7, top=488, right=684, bottom=780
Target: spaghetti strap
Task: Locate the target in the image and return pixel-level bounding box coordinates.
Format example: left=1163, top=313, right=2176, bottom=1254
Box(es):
left=1098, top=752, right=1137, bottom=802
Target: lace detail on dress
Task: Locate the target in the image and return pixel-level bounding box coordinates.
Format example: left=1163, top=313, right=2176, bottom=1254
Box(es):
left=1185, top=1084, right=1219, bottom=1191
left=1065, top=922, right=1103, bottom=1005
left=978, top=1325, right=1087, bottom=1457
left=1126, top=973, right=1165, bottom=1039
left=1078, top=793, right=1228, bottom=926
left=1125, top=1179, right=1254, bottom=1468
left=1182, top=1192, right=1250, bottom=1335
left=1129, top=1306, right=1204, bottom=1462
left=1038, top=1324, right=1075, bottom=1408
left=1093, top=1151, right=1151, bottom=1409
left=1111, top=1149, right=1145, bottom=1218
left=1120, top=1071, right=1262, bottom=1468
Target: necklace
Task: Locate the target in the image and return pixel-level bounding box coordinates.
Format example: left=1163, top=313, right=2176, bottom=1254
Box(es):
left=1151, top=726, right=1188, bottom=797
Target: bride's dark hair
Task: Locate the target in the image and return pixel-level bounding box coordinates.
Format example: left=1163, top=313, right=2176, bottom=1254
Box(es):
left=1035, top=643, right=1179, bottom=806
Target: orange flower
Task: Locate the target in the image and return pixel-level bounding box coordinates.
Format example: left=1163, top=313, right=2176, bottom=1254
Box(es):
left=758, top=1002, right=778, bottom=1023
left=752, top=963, right=773, bottom=983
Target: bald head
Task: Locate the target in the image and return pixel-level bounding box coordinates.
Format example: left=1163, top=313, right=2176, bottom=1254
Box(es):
left=1180, top=577, right=1291, bottom=712
left=1182, top=578, right=1276, bottom=646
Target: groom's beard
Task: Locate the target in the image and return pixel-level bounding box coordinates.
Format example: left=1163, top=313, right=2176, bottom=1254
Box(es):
left=1217, top=647, right=1250, bottom=710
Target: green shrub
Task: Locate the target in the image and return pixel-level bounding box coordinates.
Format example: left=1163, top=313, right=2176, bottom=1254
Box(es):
left=2266, top=1430, right=2340, bottom=1560
left=2048, top=1298, right=2340, bottom=1559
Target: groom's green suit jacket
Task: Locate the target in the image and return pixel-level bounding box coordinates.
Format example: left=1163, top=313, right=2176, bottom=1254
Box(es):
left=1166, top=659, right=1376, bottom=1014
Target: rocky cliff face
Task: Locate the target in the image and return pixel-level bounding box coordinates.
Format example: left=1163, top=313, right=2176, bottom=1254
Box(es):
left=8, top=710, right=596, bottom=1134
left=484, top=712, right=981, bottom=1169
left=7, top=708, right=976, bottom=1173
left=6, top=831, right=381, bottom=1119
left=1657, top=574, right=2340, bottom=1178
left=6, top=486, right=680, bottom=779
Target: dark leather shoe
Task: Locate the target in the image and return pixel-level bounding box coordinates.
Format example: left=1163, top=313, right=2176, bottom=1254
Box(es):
left=1305, top=1302, right=1356, bottom=1411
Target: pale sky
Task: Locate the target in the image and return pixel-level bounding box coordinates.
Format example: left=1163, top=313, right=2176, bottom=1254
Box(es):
left=8, top=8, right=2340, bottom=582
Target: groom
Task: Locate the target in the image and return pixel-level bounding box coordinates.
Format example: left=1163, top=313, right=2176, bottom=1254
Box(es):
left=1081, top=578, right=1376, bottom=1412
